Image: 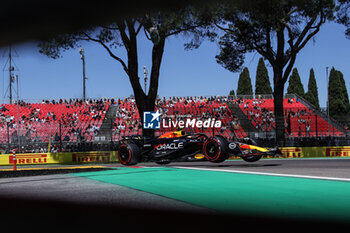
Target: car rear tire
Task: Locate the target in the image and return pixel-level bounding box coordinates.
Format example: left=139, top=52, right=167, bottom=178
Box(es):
left=203, top=136, right=229, bottom=163
left=118, top=143, right=141, bottom=165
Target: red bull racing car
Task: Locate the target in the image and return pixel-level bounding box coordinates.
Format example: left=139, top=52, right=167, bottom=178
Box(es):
left=118, top=130, right=282, bottom=165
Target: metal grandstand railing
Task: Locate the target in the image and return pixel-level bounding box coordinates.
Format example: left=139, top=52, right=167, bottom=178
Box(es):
left=287, top=93, right=346, bottom=135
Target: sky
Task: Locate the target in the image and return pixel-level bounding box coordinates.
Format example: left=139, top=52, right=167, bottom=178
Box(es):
left=0, top=21, right=349, bottom=108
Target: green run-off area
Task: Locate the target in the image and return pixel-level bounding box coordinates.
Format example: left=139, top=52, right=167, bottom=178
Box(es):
left=73, top=167, right=350, bottom=222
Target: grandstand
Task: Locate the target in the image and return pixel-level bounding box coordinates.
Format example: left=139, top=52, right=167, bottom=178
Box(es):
left=235, top=95, right=344, bottom=137
left=0, top=94, right=348, bottom=153
left=0, top=99, right=109, bottom=144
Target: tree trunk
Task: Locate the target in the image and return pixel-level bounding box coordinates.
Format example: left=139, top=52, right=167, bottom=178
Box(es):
left=129, top=75, right=156, bottom=138
left=273, top=68, right=286, bottom=146
left=130, top=37, right=166, bottom=139
left=137, top=97, right=156, bottom=138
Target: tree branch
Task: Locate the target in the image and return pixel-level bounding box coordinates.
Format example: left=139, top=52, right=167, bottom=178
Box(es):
left=295, top=14, right=324, bottom=53
left=135, top=23, right=143, bottom=35
left=215, top=23, right=235, bottom=33
left=236, top=28, right=274, bottom=66
left=117, top=20, right=131, bottom=52
left=293, top=14, right=319, bottom=52
left=148, top=38, right=165, bottom=100
left=101, top=25, right=120, bottom=31
left=282, top=54, right=296, bottom=83
left=81, top=32, right=129, bottom=75
left=144, top=28, right=151, bottom=40
left=281, top=20, right=295, bottom=47
left=286, top=8, right=298, bottom=18
left=165, top=23, right=204, bottom=37
left=265, top=27, right=276, bottom=65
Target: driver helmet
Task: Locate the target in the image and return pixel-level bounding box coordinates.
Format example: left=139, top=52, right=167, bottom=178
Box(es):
left=176, top=126, right=186, bottom=135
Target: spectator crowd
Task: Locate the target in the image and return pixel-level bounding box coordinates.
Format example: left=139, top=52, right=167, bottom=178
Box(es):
left=0, top=95, right=348, bottom=153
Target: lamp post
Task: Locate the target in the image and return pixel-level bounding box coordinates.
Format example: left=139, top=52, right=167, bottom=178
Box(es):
left=79, top=48, right=87, bottom=101
left=143, top=66, right=148, bottom=94
left=326, top=66, right=330, bottom=136
left=6, top=117, right=10, bottom=150
left=9, top=46, right=13, bottom=103
left=14, top=75, right=20, bottom=152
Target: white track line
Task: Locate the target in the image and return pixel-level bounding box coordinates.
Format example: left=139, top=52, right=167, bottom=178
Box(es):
left=174, top=166, right=350, bottom=182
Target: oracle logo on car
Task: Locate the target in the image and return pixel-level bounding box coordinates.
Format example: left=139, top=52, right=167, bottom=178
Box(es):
left=9, top=154, right=48, bottom=164
left=154, top=142, right=184, bottom=150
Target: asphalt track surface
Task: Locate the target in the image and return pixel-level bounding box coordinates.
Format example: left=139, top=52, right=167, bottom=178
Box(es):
left=2, top=158, right=350, bottom=232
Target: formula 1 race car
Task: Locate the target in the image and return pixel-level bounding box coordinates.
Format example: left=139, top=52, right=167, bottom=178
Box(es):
left=118, top=130, right=282, bottom=165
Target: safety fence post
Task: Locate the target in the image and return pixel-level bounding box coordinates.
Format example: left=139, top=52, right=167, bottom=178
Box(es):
left=12, top=151, right=17, bottom=171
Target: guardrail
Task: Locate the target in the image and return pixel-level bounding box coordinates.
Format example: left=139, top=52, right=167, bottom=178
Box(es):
left=1, top=146, right=350, bottom=166
left=0, top=151, right=118, bottom=166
